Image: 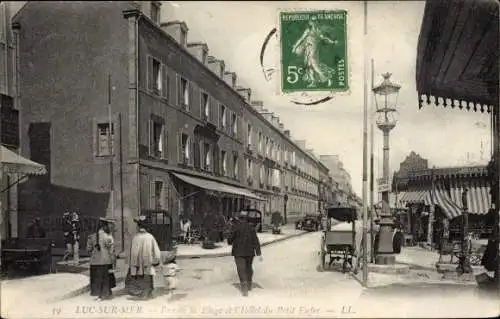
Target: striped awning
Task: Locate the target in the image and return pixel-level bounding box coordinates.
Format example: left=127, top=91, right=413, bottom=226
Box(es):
left=432, top=186, right=463, bottom=220
left=448, top=185, right=491, bottom=215
left=399, top=190, right=432, bottom=205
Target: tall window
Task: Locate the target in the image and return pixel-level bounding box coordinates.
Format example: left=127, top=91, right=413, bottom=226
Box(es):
left=258, top=132, right=262, bottom=153
left=180, top=77, right=189, bottom=109
left=221, top=151, right=227, bottom=175
left=97, top=123, right=114, bottom=156
left=154, top=180, right=163, bottom=209
left=201, top=92, right=209, bottom=120
left=220, top=104, right=227, bottom=129
left=265, top=137, right=270, bottom=156
left=259, top=165, right=265, bottom=185
left=247, top=158, right=253, bottom=178
left=231, top=113, right=237, bottom=135
left=181, top=133, right=190, bottom=163
left=247, top=123, right=252, bottom=145
left=233, top=153, right=239, bottom=178
left=203, top=143, right=211, bottom=171
left=151, top=2, right=161, bottom=24
left=150, top=120, right=165, bottom=158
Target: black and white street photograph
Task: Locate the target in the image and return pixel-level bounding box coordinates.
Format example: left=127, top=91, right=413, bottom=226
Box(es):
left=0, top=1, right=499, bottom=318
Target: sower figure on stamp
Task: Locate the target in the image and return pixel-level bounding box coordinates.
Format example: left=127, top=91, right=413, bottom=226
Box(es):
left=291, top=17, right=337, bottom=88
left=228, top=211, right=262, bottom=296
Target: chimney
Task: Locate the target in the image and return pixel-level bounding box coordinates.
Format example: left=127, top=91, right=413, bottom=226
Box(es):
left=284, top=130, right=291, bottom=138
left=187, top=42, right=208, bottom=64
left=223, top=72, right=237, bottom=87
left=279, top=123, right=284, bottom=131
left=272, top=115, right=280, bottom=128
left=207, top=56, right=225, bottom=78
left=251, top=100, right=263, bottom=111
left=161, top=21, right=189, bottom=47
left=236, top=86, right=251, bottom=102
left=296, top=140, right=306, bottom=149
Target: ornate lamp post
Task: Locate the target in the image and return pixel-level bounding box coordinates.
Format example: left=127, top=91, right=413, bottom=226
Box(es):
left=457, top=188, right=472, bottom=274
left=373, top=72, right=401, bottom=265
left=283, top=193, right=288, bottom=224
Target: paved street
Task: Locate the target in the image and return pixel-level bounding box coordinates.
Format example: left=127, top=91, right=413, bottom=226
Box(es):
left=2, top=232, right=499, bottom=318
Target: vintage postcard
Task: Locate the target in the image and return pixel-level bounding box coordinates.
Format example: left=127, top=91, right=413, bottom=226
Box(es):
left=0, top=1, right=499, bottom=319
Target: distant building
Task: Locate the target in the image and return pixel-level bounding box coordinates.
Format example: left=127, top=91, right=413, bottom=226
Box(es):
left=319, top=155, right=356, bottom=207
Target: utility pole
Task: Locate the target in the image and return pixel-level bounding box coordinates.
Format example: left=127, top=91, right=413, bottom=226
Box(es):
left=361, top=0, right=369, bottom=286
left=370, top=59, right=375, bottom=263
left=108, top=75, right=115, bottom=230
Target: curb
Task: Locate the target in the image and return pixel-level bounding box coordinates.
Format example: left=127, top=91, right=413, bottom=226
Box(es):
left=176, top=230, right=310, bottom=260
left=58, top=230, right=310, bottom=300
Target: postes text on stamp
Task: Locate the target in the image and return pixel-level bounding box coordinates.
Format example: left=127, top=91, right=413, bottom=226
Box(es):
left=279, top=10, right=348, bottom=93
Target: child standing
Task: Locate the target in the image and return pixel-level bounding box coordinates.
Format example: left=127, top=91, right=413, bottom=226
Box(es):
left=163, top=258, right=181, bottom=298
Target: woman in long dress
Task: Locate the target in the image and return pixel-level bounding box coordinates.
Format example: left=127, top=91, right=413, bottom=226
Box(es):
left=291, top=19, right=337, bottom=88
left=87, top=218, right=116, bottom=300
left=126, top=215, right=162, bottom=300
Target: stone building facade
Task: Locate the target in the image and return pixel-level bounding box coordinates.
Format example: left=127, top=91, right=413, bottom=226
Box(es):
left=12, top=1, right=330, bottom=250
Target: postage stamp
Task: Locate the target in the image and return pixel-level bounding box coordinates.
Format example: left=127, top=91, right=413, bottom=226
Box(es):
left=279, top=10, right=348, bottom=94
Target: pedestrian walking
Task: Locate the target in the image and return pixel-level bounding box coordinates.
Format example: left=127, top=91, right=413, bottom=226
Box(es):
left=228, top=211, right=262, bottom=296
left=125, top=215, right=162, bottom=300
left=62, top=211, right=81, bottom=265
left=87, top=217, right=116, bottom=300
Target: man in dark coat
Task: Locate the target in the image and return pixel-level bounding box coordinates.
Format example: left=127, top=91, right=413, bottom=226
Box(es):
left=228, top=211, right=262, bottom=296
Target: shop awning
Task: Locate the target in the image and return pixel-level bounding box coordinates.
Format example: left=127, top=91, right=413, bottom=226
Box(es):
left=432, top=186, right=462, bottom=219
left=399, top=190, right=432, bottom=205
left=416, top=0, right=499, bottom=112
left=171, top=173, right=266, bottom=201
left=0, top=145, right=47, bottom=176
left=448, top=185, right=491, bottom=215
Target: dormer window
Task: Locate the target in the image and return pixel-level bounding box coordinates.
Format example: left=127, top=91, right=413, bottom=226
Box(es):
left=151, top=2, right=161, bottom=24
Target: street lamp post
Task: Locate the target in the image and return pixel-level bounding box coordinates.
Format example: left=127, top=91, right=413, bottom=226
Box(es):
left=457, top=188, right=472, bottom=274
left=373, top=72, right=401, bottom=265
left=283, top=193, right=288, bottom=224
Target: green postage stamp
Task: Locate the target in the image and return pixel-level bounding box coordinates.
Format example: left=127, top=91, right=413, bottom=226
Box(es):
left=279, top=10, right=348, bottom=93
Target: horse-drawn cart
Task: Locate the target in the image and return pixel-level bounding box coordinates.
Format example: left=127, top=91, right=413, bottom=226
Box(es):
left=319, top=207, right=358, bottom=273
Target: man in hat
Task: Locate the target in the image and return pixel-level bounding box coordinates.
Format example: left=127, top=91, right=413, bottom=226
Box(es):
left=228, top=211, right=262, bottom=296
left=126, top=215, right=162, bottom=300
left=62, top=211, right=81, bottom=264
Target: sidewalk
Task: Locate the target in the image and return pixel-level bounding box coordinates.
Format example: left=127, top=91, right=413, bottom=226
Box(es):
left=176, top=224, right=306, bottom=259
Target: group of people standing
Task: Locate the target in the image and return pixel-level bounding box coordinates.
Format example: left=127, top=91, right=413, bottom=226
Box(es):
left=86, top=215, right=179, bottom=301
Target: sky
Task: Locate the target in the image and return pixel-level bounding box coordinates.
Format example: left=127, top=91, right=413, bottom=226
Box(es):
left=164, top=1, right=492, bottom=196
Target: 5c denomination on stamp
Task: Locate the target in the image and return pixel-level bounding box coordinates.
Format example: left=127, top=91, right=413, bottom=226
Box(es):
left=279, top=10, right=348, bottom=93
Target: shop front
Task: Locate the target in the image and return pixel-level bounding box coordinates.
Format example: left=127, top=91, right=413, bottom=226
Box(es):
left=416, top=0, right=499, bottom=284
left=170, top=171, right=266, bottom=239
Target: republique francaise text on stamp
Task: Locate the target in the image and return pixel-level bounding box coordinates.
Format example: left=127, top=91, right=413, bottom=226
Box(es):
left=279, top=10, right=348, bottom=93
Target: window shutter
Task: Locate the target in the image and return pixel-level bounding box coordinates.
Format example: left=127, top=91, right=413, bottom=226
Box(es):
left=147, top=56, right=154, bottom=91
left=214, top=144, right=220, bottom=175
left=177, top=132, right=181, bottom=163
left=198, top=141, right=203, bottom=169
left=176, top=74, right=181, bottom=106
left=199, top=90, right=203, bottom=118
left=189, top=139, right=194, bottom=166
left=163, top=128, right=168, bottom=160
left=162, top=64, right=168, bottom=98
left=150, top=179, right=156, bottom=210
left=194, top=139, right=201, bottom=169
left=148, top=119, right=154, bottom=157
left=140, top=174, right=150, bottom=211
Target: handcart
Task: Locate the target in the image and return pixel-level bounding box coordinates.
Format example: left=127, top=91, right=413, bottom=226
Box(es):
left=319, top=207, right=358, bottom=273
